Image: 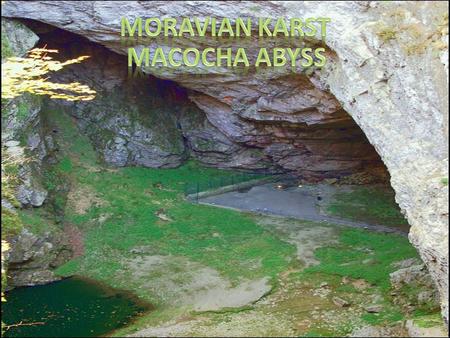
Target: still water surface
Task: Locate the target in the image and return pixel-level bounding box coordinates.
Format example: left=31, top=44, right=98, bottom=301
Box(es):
left=3, top=276, right=152, bottom=337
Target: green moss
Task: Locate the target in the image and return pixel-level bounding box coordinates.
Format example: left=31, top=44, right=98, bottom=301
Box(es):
left=55, top=166, right=295, bottom=286
left=302, top=329, right=338, bottom=337
left=39, top=109, right=296, bottom=303
left=17, top=101, right=30, bottom=121
left=304, top=228, right=418, bottom=290
left=43, top=107, right=98, bottom=167
left=326, top=186, right=408, bottom=226
left=18, top=210, right=47, bottom=235
left=55, top=258, right=81, bottom=276
left=412, top=313, right=444, bottom=328
left=2, top=159, right=20, bottom=179
left=302, top=321, right=354, bottom=338
left=1, top=30, right=13, bottom=60
left=289, top=227, right=418, bottom=328
left=42, top=166, right=69, bottom=217
left=1, top=159, right=23, bottom=238
left=335, top=284, right=358, bottom=293
left=58, top=157, right=73, bottom=173
left=441, top=177, right=448, bottom=186
left=43, top=168, right=61, bottom=192
left=361, top=308, right=404, bottom=325
left=25, top=104, right=427, bottom=335
left=2, top=93, right=41, bottom=122
left=111, top=307, right=187, bottom=337
left=398, top=283, right=440, bottom=316
left=1, top=207, right=23, bottom=238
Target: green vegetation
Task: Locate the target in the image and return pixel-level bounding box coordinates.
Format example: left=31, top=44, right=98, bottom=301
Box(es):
left=399, top=283, right=441, bottom=316
left=1, top=155, right=23, bottom=238
left=112, top=217, right=426, bottom=336
left=58, top=156, right=73, bottom=173
left=15, top=107, right=440, bottom=336
left=38, top=109, right=295, bottom=304
left=291, top=228, right=420, bottom=329
left=305, top=229, right=418, bottom=289
left=1, top=30, right=13, bottom=60
left=325, top=186, right=408, bottom=227
left=303, top=329, right=342, bottom=337
left=52, top=259, right=81, bottom=278
left=361, top=308, right=404, bottom=325
left=12, top=94, right=41, bottom=122
left=57, top=168, right=295, bottom=283
left=412, top=313, right=444, bottom=328
left=441, top=177, right=448, bottom=186
left=18, top=208, right=59, bottom=236
left=1, top=208, right=23, bottom=238
left=17, top=101, right=30, bottom=121
left=110, top=307, right=187, bottom=337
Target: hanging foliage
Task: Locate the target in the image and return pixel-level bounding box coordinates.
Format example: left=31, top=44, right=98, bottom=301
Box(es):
left=2, top=48, right=96, bottom=101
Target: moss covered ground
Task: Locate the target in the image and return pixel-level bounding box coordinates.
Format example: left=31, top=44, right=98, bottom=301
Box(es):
left=325, top=186, right=409, bottom=226
left=16, top=108, right=443, bottom=336
left=40, top=108, right=295, bottom=299
left=304, top=229, right=417, bottom=290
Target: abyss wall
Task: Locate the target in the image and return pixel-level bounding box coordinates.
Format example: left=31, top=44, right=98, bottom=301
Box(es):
left=2, top=0, right=448, bottom=322
left=27, top=21, right=387, bottom=181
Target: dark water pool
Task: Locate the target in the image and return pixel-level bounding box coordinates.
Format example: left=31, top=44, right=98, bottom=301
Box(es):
left=2, top=276, right=152, bottom=337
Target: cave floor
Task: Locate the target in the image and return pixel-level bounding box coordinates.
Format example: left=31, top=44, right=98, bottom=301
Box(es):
left=17, top=109, right=442, bottom=337
left=117, top=215, right=420, bottom=337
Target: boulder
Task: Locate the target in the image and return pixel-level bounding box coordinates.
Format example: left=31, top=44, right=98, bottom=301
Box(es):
left=6, top=229, right=72, bottom=288
left=390, top=264, right=434, bottom=289
left=364, top=304, right=384, bottom=313
left=332, top=296, right=351, bottom=308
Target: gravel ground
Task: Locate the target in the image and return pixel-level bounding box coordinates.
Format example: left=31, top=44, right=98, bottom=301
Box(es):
left=200, top=183, right=407, bottom=235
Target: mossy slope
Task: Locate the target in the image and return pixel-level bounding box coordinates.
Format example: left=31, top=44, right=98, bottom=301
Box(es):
left=39, top=108, right=295, bottom=305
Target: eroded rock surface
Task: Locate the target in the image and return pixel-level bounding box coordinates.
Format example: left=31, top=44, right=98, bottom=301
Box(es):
left=5, top=228, right=72, bottom=289
left=350, top=325, right=408, bottom=337
left=1, top=18, right=38, bottom=60
left=2, top=0, right=448, bottom=322
left=121, top=253, right=271, bottom=311
left=37, top=30, right=187, bottom=169
left=2, top=19, right=48, bottom=207
left=406, top=319, right=448, bottom=338
left=2, top=19, right=71, bottom=287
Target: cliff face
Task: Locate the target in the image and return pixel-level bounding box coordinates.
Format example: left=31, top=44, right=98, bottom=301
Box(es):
left=2, top=18, right=72, bottom=287
left=2, top=0, right=448, bottom=322
left=22, top=23, right=384, bottom=178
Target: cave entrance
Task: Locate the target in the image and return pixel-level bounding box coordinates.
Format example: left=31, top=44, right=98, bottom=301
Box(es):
left=22, top=20, right=389, bottom=175
left=24, top=19, right=408, bottom=233
left=17, top=18, right=409, bottom=234
left=6, top=16, right=445, bottom=338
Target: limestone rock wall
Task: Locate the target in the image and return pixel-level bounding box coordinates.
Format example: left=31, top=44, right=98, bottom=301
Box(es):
left=32, top=25, right=276, bottom=171
left=5, top=228, right=72, bottom=289
left=30, top=23, right=383, bottom=176
left=2, top=0, right=448, bottom=321
left=2, top=18, right=48, bottom=207
left=2, top=18, right=72, bottom=287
